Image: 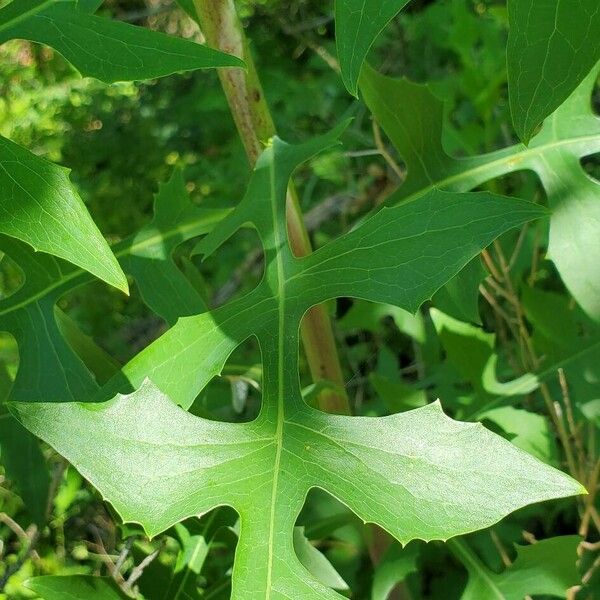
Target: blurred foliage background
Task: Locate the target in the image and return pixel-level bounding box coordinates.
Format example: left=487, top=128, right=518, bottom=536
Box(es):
left=0, top=0, right=598, bottom=598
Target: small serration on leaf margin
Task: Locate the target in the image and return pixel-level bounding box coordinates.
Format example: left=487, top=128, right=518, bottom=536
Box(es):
left=0, top=135, right=127, bottom=292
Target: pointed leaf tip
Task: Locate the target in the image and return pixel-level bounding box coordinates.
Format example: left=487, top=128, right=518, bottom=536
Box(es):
left=0, top=0, right=245, bottom=83
left=0, top=135, right=128, bottom=292
left=335, top=0, right=412, bottom=96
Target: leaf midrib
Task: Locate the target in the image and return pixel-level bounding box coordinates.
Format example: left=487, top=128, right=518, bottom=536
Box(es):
left=265, top=155, right=286, bottom=599
left=396, top=130, right=600, bottom=206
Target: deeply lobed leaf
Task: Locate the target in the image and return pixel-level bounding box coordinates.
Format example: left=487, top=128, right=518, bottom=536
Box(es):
left=361, top=63, right=600, bottom=323
left=12, top=127, right=584, bottom=598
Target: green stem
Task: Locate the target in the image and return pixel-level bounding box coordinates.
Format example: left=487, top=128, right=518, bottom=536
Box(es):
left=192, top=0, right=350, bottom=415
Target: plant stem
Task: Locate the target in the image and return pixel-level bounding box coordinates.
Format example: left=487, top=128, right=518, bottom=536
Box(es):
left=192, top=0, right=349, bottom=414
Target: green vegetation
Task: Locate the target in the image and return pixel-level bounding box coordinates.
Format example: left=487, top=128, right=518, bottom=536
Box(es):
left=0, top=1, right=599, bottom=599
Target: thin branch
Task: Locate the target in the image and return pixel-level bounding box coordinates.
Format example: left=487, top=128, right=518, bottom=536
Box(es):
left=372, top=119, right=405, bottom=181
left=0, top=527, right=39, bottom=590
left=113, top=536, right=137, bottom=578
left=124, top=540, right=165, bottom=594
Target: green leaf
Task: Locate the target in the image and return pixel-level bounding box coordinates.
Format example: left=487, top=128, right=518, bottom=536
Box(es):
left=530, top=68, right=600, bottom=322
left=0, top=0, right=243, bottom=83
left=449, top=536, right=581, bottom=599
left=175, top=0, right=198, bottom=21
left=335, top=0, right=412, bottom=95
left=0, top=352, right=49, bottom=527
left=120, top=170, right=213, bottom=326
left=161, top=511, right=237, bottom=600
left=360, top=63, right=600, bottom=322
left=479, top=406, right=557, bottom=464
left=12, top=387, right=584, bottom=599
left=507, top=0, right=600, bottom=143
left=431, top=309, right=538, bottom=401
left=77, top=0, right=104, bottom=12
left=372, top=543, right=419, bottom=600
left=432, top=258, right=487, bottom=324
left=293, top=527, right=348, bottom=591
left=521, top=286, right=600, bottom=404
left=0, top=412, right=49, bottom=525
left=54, top=308, right=121, bottom=385
left=25, top=575, right=129, bottom=600
left=339, top=300, right=425, bottom=343
left=12, top=128, right=583, bottom=599
left=0, top=170, right=226, bottom=403
left=0, top=136, right=127, bottom=292
left=370, top=373, right=427, bottom=414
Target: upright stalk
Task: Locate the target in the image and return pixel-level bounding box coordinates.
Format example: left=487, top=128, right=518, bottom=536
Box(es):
left=193, top=0, right=349, bottom=414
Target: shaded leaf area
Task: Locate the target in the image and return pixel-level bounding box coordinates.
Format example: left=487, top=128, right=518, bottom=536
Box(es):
left=12, top=128, right=583, bottom=599
left=449, top=536, right=581, bottom=599
left=0, top=362, right=49, bottom=526
left=0, top=134, right=127, bottom=292
left=521, top=286, right=600, bottom=416
left=335, top=0, right=412, bottom=95
left=371, top=542, right=419, bottom=600
left=403, top=307, right=558, bottom=465
left=361, top=63, right=600, bottom=322
left=507, top=0, right=600, bottom=143
left=77, top=0, right=105, bottom=13
left=431, top=309, right=537, bottom=403
left=0, top=0, right=242, bottom=83
left=453, top=284, right=600, bottom=422
left=25, top=575, right=129, bottom=600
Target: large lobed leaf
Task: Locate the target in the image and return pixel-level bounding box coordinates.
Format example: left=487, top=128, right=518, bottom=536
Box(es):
left=0, top=0, right=242, bottom=83
left=507, top=0, right=600, bottom=143
left=12, top=127, right=584, bottom=598
left=361, top=63, right=600, bottom=323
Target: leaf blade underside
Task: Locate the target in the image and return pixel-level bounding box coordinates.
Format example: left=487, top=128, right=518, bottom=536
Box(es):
left=11, top=128, right=583, bottom=599
left=335, top=0, right=412, bottom=95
